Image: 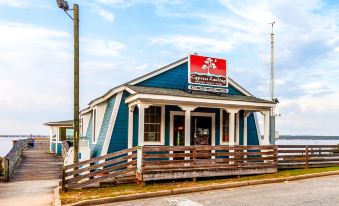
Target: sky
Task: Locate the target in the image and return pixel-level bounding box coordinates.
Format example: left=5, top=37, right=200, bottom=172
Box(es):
left=0, top=0, right=338, bottom=136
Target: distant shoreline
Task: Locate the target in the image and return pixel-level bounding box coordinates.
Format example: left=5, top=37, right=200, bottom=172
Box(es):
left=278, top=135, right=339, bottom=140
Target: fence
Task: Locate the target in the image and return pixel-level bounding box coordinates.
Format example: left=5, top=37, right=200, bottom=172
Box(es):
left=139, top=145, right=278, bottom=181
left=2, top=139, right=30, bottom=181
left=62, top=147, right=137, bottom=191
left=278, top=145, right=339, bottom=169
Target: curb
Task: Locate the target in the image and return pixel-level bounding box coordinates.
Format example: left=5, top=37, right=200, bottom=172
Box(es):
left=54, top=186, right=62, bottom=206
left=63, top=170, right=339, bottom=206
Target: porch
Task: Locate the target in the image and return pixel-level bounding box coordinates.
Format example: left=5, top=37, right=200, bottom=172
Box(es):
left=126, top=85, right=276, bottom=149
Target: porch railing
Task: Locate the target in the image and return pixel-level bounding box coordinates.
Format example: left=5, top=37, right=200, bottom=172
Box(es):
left=138, top=145, right=278, bottom=181
left=278, top=145, right=339, bottom=169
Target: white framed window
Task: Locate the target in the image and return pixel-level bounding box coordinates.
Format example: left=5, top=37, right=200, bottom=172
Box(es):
left=92, top=108, right=97, bottom=143
left=143, top=105, right=165, bottom=145
left=222, top=110, right=230, bottom=144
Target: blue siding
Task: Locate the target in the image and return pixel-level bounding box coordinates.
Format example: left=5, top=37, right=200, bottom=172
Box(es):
left=136, top=62, right=245, bottom=96
left=132, top=107, right=139, bottom=147
left=137, top=63, right=188, bottom=89
left=108, top=92, right=130, bottom=154
left=91, top=96, right=116, bottom=157
left=57, top=143, right=62, bottom=156
left=239, top=111, right=244, bottom=145
left=247, top=113, right=260, bottom=145
left=85, top=114, right=95, bottom=157
left=51, top=142, right=56, bottom=154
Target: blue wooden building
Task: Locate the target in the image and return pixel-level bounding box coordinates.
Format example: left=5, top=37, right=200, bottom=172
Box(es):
left=79, top=56, right=276, bottom=158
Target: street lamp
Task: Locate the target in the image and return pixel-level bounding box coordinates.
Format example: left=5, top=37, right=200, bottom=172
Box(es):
left=56, top=0, right=80, bottom=163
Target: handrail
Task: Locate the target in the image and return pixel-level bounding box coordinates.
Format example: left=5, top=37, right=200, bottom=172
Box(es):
left=3, top=139, right=30, bottom=181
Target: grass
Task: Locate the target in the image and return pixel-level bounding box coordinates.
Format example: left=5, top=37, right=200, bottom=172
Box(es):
left=60, top=166, right=339, bottom=204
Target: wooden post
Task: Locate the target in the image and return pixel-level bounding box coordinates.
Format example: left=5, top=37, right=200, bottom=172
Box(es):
left=4, top=158, right=9, bottom=182
left=305, top=146, right=309, bottom=169
left=73, top=4, right=80, bottom=164
left=61, top=168, right=66, bottom=192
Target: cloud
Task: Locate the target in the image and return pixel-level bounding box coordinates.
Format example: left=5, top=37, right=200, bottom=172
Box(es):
left=0, top=0, right=29, bottom=7
left=92, top=7, right=115, bottom=22
left=150, top=35, right=232, bottom=53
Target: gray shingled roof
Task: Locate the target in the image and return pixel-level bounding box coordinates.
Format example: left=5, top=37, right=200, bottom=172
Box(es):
left=126, top=85, right=276, bottom=104
left=44, top=120, right=73, bottom=126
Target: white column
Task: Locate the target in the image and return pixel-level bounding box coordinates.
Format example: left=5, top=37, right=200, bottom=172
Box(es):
left=128, top=105, right=135, bottom=162
left=235, top=112, right=240, bottom=145
left=226, top=109, right=239, bottom=165
left=263, top=110, right=270, bottom=145
left=243, top=112, right=251, bottom=160
left=179, top=106, right=196, bottom=161
left=128, top=106, right=135, bottom=149
left=243, top=112, right=251, bottom=146
left=137, top=103, right=152, bottom=172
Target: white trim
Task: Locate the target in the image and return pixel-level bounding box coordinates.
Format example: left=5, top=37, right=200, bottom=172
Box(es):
left=92, top=107, right=97, bottom=144
left=143, top=105, right=166, bottom=146
left=169, top=111, right=215, bottom=147
left=101, top=92, right=123, bottom=156
left=127, top=105, right=135, bottom=149
left=254, top=112, right=262, bottom=145
left=126, top=94, right=276, bottom=109
left=235, top=112, right=240, bottom=145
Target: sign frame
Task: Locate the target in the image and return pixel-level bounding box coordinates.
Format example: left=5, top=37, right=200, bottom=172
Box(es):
left=188, top=54, right=229, bottom=88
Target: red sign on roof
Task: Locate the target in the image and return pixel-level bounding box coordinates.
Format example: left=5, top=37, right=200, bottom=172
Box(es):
left=189, top=54, right=227, bottom=87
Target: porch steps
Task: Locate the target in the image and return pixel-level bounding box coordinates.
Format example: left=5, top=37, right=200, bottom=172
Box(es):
left=11, top=146, right=63, bottom=181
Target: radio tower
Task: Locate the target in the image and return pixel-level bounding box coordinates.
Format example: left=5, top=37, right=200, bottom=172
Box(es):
left=268, top=21, right=277, bottom=145
left=269, top=21, right=276, bottom=101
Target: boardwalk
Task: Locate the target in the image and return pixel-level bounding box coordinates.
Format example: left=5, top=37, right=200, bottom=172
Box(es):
left=0, top=140, right=62, bottom=206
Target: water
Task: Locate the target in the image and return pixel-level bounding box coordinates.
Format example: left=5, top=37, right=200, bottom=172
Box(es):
left=276, top=139, right=339, bottom=145
left=0, top=137, right=27, bottom=157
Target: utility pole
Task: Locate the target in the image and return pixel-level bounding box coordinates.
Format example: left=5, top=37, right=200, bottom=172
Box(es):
left=56, top=0, right=80, bottom=163
left=268, top=21, right=277, bottom=145
left=73, top=4, right=80, bottom=163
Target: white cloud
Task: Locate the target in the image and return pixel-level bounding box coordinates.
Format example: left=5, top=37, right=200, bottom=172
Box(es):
left=93, top=7, right=115, bottom=22
left=0, top=0, right=29, bottom=7
left=82, top=39, right=124, bottom=57
left=150, top=35, right=232, bottom=53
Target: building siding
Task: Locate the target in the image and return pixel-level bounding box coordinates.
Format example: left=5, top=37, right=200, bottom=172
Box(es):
left=247, top=113, right=260, bottom=145
left=107, top=91, right=130, bottom=154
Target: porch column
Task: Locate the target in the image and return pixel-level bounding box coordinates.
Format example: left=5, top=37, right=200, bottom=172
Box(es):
left=262, top=110, right=270, bottom=145
left=136, top=103, right=151, bottom=171
left=179, top=106, right=196, bottom=161
left=179, top=106, right=197, bottom=146
left=226, top=109, right=239, bottom=146
left=243, top=112, right=251, bottom=146
left=226, top=109, right=239, bottom=165
left=243, top=112, right=251, bottom=160
left=128, top=105, right=135, bottom=149
left=128, top=105, right=135, bottom=162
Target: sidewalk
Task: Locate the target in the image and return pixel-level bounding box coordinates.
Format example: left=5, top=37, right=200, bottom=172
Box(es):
left=0, top=179, right=59, bottom=206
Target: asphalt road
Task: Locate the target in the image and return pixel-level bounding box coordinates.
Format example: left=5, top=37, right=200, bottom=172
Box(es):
left=101, top=175, right=339, bottom=206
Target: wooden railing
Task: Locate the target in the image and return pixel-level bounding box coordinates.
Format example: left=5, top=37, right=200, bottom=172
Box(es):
left=0, top=157, right=4, bottom=181
left=62, top=146, right=137, bottom=191
left=139, top=145, right=278, bottom=181
left=2, top=139, right=30, bottom=181
left=278, top=145, right=339, bottom=169
left=61, top=141, right=70, bottom=160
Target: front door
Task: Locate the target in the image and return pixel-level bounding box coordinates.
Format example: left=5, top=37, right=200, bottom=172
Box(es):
left=191, top=116, right=212, bottom=145
left=173, top=115, right=185, bottom=146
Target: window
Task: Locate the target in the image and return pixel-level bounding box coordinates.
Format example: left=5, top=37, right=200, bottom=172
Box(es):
left=80, top=117, right=83, bottom=138
left=222, top=111, right=229, bottom=143
left=59, top=127, right=74, bottom=141
left=92, top=109, right=97, bottom=143
left=144, top=106, right=161, bottom=142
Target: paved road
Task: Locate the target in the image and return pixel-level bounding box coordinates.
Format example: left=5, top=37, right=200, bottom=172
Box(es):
left=0, top=179, right=58, bottom=206
left=102, top=175, right=339, bottom=206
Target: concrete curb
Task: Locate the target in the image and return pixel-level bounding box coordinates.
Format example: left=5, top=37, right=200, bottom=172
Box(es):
left=54, top=186, right=62, bottom=206
left=62, top=170, right=339, bottom=206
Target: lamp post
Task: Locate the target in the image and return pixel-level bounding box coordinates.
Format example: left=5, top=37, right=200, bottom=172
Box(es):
left=56, top=0, right=80, bottom=163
